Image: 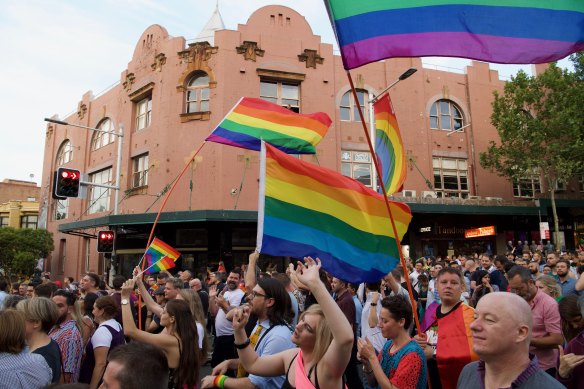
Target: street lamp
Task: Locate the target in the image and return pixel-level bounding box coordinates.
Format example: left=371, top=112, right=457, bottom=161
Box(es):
left=369, top=67, right=417, bottom=191
left=44, top=117, right=124, bottom=215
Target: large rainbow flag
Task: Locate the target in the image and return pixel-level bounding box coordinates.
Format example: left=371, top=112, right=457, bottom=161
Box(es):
left=374, top=94, right=405, bottom=195
left=324, top=1, right=584, bottom=69
left=206, top=97, right=331, bottom=154
left=257, top=141, right=412, bottom=283
left=143, top=238, right=181, bottom=275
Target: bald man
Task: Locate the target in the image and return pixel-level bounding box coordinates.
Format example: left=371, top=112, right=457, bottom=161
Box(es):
left=457, top=293, right=563, bottom=388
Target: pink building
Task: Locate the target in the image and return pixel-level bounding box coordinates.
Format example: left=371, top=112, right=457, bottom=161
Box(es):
left=40, top=5, right=584, bottom=279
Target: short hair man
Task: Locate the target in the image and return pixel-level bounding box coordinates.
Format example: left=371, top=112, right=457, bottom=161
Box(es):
left=26, top=283, right=35, bottom=298
left=528, top=261, right=541, bottom=279
left=189, top=278, right=209, bottom=316
left=50, top=289, right=83, bottom=383
left=555, top=260, right=579, bottom=297
left=508, top=265, right=562, bottom=374
left=416, top=268, right=479, bottom=389
left=80, top=273, right=100, bottom=295
left=546, top=252, right=560, bottom=273
left=178, top=269, right=193, bottom=288
left=101, top=342, right=169, bottom=389
left=164, top=277, right=183, bottom=300
left=458, top=292, right=564, bottom=388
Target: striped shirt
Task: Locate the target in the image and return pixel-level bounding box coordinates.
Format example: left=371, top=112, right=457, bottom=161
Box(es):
left=0, top=350, right=52, bottom=388
left=49, top=319, right=83, bottom=382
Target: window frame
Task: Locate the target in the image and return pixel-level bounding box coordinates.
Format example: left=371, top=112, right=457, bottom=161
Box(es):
left=20, top=215, right=38, bottom=229
left=260, top=80, right=300, bottom=113
left=54, top=198, right=69, bottom=220
left=432, top=157, right=469, bottom=198
left=513, top=176, right=541, bottom=198
left=186, top=72, right=210, bottom=113
left=56, top=140, right=73, bottom=165
left=340, top=89, right=369, bottom=122
left=430, top=99, right=464, bottom=131
left=88, top=167, right=113, bottom=214
left=132, top=153, right=149, bottom=188
left=0, top=216, right=8, bottom=228
left=91, top=119, right=115, bottom=150
left=340, top=150, right=373, bottom=187
left=135, top=96, right=152, bottom=131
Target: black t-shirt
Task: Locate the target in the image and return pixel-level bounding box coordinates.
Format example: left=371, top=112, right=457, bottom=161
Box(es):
left=34, top=338, right=62, bottom=383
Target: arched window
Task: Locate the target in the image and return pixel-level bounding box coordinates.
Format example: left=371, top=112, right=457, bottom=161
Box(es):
left=340, top=89, right=369, bottom=122
left=430, top=100, right=463, bottom=131
left=56, top=140, right=73, bottom=165
left=91, top=119, right=115, bottom=150
left=186, top=72, right=210, bottom=113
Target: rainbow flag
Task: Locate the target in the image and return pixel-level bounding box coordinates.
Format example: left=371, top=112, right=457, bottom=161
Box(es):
left=143, top=238, right=181, bottom=275
left=257, top=141, right=412, bottom=283
left=206, top=97, right=331, bottom=154
left=324, top=1, right=584, bottom=69
left=374, top=94, right=405, bottom=195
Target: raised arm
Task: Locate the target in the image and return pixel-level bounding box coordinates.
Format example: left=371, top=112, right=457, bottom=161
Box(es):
left=133, top=266, right=163, bottom=317
left=244, top=252, right=259, bottom=293
left=368, top=292, right=380, bottom=328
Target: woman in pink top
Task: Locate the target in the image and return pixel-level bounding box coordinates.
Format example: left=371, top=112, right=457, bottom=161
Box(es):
left=228, top=257, right=353, bottom=389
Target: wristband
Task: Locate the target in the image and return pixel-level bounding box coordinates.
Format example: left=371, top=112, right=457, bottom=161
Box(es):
left=214, top=374, right=227, bottom=388
left=370, top=303, right=377, bottom=306
left=234, top=338, right=251, bottom=349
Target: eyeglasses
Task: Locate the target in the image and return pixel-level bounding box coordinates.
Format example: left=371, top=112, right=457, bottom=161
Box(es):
left=251, top=291, right=268, bottom=299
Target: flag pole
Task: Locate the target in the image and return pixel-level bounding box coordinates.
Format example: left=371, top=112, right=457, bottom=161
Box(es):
left=346, top=71, right=421, bottom=334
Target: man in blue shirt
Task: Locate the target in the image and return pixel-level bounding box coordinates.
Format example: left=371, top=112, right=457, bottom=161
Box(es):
left=556, top=260, right=579, bottom=296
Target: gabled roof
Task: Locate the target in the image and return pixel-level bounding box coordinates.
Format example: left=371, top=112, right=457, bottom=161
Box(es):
left=194, top=4, right=225, bottom=46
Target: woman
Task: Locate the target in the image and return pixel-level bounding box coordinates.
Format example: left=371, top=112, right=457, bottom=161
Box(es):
left=178, top=288, right=210, bottom=358
left=17, top=297, right=61, bottom=383
left=74, top=292, right=98, bottom=347
left=204, top=257, right=353, bottom=389
left=417, top=275, right=429, bottom=320
left=559, top=295, right=584, bottom=343
left=79, top=295, right=125, bottom=388
left=536, top=275, right=562, bottom=301
left=357, top=296, right=427, bottom=389
left=0, top=310, right=53, bottom=388
left=470, top=271, right=499, bottom=307
left=121, top=279, right=201, bottom=389
left=558, top=296, right=584, bottom=388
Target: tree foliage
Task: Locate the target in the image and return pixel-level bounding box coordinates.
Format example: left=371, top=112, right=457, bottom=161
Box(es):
left=480, top=60, right=584, bottom=248
left=0, top=228, right=54, bottom=282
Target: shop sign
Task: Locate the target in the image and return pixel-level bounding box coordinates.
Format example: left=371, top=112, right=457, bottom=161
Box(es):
left=540, top=222, right=550, bottom=239
left=419, top=226, right=432, bottom=233
left=464, top=226, right=495, bottom=238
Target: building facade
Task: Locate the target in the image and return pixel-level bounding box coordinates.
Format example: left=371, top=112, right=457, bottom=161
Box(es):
left=40, top=5, right=584, bottom=280
left=0, top=179, right=40, bottom=230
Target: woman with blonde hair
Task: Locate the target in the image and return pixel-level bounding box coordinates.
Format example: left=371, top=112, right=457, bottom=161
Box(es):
left=535, top=274, right=562, bottom=301
left=16, top=297, right=61, bottom=383
left=208, top=257, right=353, bottom=389
left=178, top=288, right=210, bottom=358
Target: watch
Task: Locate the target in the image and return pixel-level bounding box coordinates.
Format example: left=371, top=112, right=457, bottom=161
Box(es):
left=121, top=299, right=129, bottom=305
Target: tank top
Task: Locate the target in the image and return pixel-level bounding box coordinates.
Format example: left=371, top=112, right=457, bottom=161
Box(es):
left=79, top=324, right=126, bottom=383
left=281, top=350, right=346, bottom=389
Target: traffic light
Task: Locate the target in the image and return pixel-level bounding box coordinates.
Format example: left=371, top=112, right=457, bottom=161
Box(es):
left=54, top=168, right=81, bottom=198
left=97, top=230, right=115, bottom=253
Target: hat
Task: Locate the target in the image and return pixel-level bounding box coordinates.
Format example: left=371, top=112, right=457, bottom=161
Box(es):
left=154, top=286, right=166, bottom=296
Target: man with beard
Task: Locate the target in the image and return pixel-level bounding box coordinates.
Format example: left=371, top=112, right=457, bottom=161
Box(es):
left=528, top=260, right=541, bottom=280
left=204, top=278, right=295, bottom=388
left=546, top=252, right=560, bottom=275
left=556, top=260, right=579, bottom=296
left=210, top=268, right=245, bottom=368
left=508, top=265, right=562, bottom=375
left=49, top=289, right=83, bottom=383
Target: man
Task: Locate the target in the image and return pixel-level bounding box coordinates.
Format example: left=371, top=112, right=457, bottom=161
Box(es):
left=11, top=282, right=20, bottom=295
left=178, top=269, right=193, bottom=288
left=522, top=252, right=532, bottom=262
left=331, top=277, right=363, bottom=389
left=556, top=259, right=579, bottom=296
left=0, top=280, right=8, bottom=309
left=272, top=273, right=299, bottom=327
left=546, top=252, right=560, bottom=274
left=101, top=342, right=169, bottom=389
left=50, top=289, right=83, bottom=383
left=458, top=292, right=564, bottom=388
left=361, top=281, right=385, bottom=353
left=210, top=267, right=245, bottom=368
left=18, top=282, right=27, bottom=297
left=515, top=258, right=529, bottom=268
left=164, top=277, right=183, bottom=300
left=205, top=278, right=295, bottom=388
left=80, top=272, right=101, bottom=296
left=416, top=268, right=479, bottom=389
left=410, top=260, right=424, bottom=293
left=63, top=276, right=76, bottom=291
left=507, top=265, right=562, bottom=374
left=26, top=283, right=35, bottom=298
left=190, top=278, right=209, bottom=316
left=528, top=260, right=541, bottom=280
left=477, top=254, right=505, bottom=291
left=110, top=275, right=137, bottom=325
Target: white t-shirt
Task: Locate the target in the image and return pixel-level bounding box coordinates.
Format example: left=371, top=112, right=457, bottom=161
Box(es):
left=92, top=319, right=122, bottom=348
left=196, top=322, right=204, bottom=349
left=361, top=292, right=386, bottom=352
left=214, top=288, right=245, bottom=337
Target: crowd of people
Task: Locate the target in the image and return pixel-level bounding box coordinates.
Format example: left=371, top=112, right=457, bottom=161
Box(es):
left=0, top=245, right=583, bottom=388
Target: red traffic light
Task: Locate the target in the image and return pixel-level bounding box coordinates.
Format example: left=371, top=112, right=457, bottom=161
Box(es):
left=61, top=170, right=78, bottom=180
left=99, top=232, right=114, bottom=240
left=54, top=168, right=81, bottom=198
left=97, top=230, right=115, bottom=253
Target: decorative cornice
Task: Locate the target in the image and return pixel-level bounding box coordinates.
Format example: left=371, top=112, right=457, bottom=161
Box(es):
left=235, top=41, right=265, bottom=62
left=256, top=68, right=305, bottom=82
left=151, top=53, right=167, bottom=72
left=128, top=82, right=155, bottom=101
left=298, top=49, right=324, bottom=69
left=178, top=42, right=218, bottom=68
left=123, top=72, right=136, bottom=92
left=77, top=102, right=87, bottom=120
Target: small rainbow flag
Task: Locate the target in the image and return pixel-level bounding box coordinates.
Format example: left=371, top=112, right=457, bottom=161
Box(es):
left=257, top=141, right=412, bottom=283
left=143, top=238, right=181, bottom=275
left=206, top=97, right=331, bottom=154
left=374, top=94, right=405, bottom=196
left=324, top=0, right=584, bottom=69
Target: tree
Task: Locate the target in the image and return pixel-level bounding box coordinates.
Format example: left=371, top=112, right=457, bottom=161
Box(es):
left=0, top=228, right=54, bottom=283
left=480, top=61, right=584, bottom=250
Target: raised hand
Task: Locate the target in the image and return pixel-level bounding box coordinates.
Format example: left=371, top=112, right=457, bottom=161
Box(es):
left=357, top=337, right=376, bottom=362
left=121, top=279, right=135, bottom=298
left=209, top=285, right=218, bottom=298
left=232, top=305, right=251, bottom=332
left=295, top=257, right=322, bottom=289
left=558, top=345, right=584, bottom=378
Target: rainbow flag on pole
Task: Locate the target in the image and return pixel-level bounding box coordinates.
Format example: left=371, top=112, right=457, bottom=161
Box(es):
left=206, top=97, right=331, bottom=154
left=257, top=141, right=412, bottom=283
left=144, top=238, right=181, bottom=275
left=324, top=0, right=584, bottom=69
left=374, top=94, right=405, bottom=196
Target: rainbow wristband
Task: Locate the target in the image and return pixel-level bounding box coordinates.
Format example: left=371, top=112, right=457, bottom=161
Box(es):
left=214, top=375, right=227, bottom=388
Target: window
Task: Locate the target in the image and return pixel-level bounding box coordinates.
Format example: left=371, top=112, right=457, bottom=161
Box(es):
left=56, top=140, right=73, bottom=165
left=20, top=215, right=38, bottom=229
left=91, top=119, right=115, bottom=150
left=430, top=100, right=463, bottom=131
left=186, top=72, right=210, bottom=113
left=340, top=89, right=369, bottom=122
left=88, top=167, right=112, bottom=214
left=59, top=239, right=66, bottom=274
left=341, top=150, right=372, bottom=186
left=135, top=96, right=152, bottom=130
left=132, top=154, right=149, bottom=188
left=54, top=199, right=69, bottom=220
left=513, top=177, right=541, bottom=198
left=84, top=238, right=91, bottom=272
left=260, top=81, right=300, bottom=112
left=0, top=216, right=8, bottom=228
left=433, top=157, right=469, bottom=198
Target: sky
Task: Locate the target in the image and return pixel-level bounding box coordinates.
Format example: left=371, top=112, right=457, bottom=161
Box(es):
left=0, top=0, right=570, bottom=184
